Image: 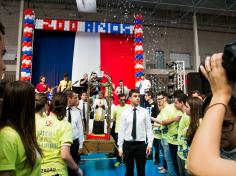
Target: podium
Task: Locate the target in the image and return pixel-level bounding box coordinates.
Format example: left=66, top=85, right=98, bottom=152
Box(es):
left=72, top=86, right=86, bottom=94
left=82, top=134, right=116, bottom=153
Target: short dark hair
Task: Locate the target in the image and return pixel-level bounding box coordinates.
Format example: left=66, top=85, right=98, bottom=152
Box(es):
left=119, top=80, right=123, bottom=82
left=64, top=73, right=68, bottom=78
left=174, top=92, right=187, bottom=104
left=145, top=91, right=153, bottom=98
left=118, top=93, right=126, bottom=98
left=66, top=90, right=77, bottom=98
left=157, top=91, right=168, bottom=98
left=80, top=91, right=87, bottom=97
left=129, top=89, right=139, bottom=97
left=173, top=90, right=184, bottom=98
left=39, top=75, right=45, bottom=81
left=35, top=93, right=48, bottom=112
left=0, top=21, right=5, bottom=35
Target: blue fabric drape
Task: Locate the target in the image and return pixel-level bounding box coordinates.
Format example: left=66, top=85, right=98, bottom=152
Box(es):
left=32, top=30, right=75, bottom=88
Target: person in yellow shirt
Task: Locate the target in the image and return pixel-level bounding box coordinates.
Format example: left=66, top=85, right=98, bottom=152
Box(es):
left=0, top=81, right=42, bottom=175
left=57, top=73, right=72, bottom=93
left=113, top=94, right=129, bottom=167
left=177, top=97, right=203, bottom=176
left=36, top=93, right=82, bottom=176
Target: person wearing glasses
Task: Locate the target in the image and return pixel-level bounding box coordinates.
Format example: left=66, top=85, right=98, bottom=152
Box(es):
left=144, top=91, right=159, bottom=162
left=112, top=94, right=129, bottom=167
left=187, top=53, right=236, bottom=175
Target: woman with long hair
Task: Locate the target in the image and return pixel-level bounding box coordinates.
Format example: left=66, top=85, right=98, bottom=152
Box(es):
left=0, top=81, right=42, bottom=175
left=186, top=97, right=203, bottom=146
left=36, top=93, right=83, bottom=175
left=177, top=97, right=203, bottom=176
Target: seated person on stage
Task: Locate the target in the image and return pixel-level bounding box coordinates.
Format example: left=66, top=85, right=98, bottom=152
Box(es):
left=79, top=73, right=88, bottom=92
left=57, top=73, right=72, bottom=93
left=35, top=75, right=50, bottom=94
left=92, top=91, right=107, bottom=134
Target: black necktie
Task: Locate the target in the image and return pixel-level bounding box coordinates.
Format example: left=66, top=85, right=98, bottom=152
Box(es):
left=68, top=108, right=72, bottom=123
left=132, top=108, right=137, bottom=140
left=82, top=102, right=86, bottom=130
left=82, top=102, right=86, bottom=119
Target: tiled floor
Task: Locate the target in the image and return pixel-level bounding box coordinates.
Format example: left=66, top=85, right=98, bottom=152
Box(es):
left=80, top=153, right=166, bottom=176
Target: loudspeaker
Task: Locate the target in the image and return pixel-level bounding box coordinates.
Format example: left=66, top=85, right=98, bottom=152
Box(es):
left=187, top=72, right=211, bottom=95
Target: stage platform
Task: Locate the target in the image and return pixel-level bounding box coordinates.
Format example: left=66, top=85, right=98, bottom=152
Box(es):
left=83, top=134, right=116, bottom=154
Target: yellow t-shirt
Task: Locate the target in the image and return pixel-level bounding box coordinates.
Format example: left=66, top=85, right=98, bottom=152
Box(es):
left=159, top=103, right=183, bottom=145
left=0, top=126, right=41, bottom=176
left=36, top=114, right=73, bottom=176
left=113, top=104, right=129, bottom=133
left=177, top=113, right=190, bottom=160
left=58, top=80, right=72, bottom=92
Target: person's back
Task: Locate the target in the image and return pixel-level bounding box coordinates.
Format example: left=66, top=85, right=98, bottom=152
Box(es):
left=0, top=126, right=41, bottom=176
left=0, top=81, right=42, bottom=175
left=36, top=113, right=72, bottom=175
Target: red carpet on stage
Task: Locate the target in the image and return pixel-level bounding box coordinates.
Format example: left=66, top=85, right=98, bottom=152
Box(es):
left=87, top=133, right=110, bottom=140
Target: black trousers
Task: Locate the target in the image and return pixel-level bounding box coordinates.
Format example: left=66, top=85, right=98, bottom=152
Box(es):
left=68, top=139, right=80, bottom=176
left=123, top=141, right=147, bottom=176
left=114, top=133, right=122, bottom=162
left=169, top=143, right=180, bottom=176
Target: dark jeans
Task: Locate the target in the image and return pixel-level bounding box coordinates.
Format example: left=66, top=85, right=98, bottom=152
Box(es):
left=153, top=138, right=167, bottom=169
left=123, top=141, right=147, bottom=176
left=153, top=138, right=160, bottom=163
left=68, top=139, right=80, bottom=176
left=169, top=143, right=180, bottom=176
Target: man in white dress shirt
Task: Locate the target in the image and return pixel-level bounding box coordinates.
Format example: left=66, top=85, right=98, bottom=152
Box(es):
left=135, top=74, right=151, bottom=108
left=66, top=91, right=84, bottom=176
left=78, top=91, right=88, bottom=132
left=114, top=80, right=130, bottom=99
left=118, top=89, right=154, bottom=176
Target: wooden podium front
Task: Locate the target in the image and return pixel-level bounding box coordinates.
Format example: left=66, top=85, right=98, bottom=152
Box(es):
left=82, top=135, right=116, bottom=153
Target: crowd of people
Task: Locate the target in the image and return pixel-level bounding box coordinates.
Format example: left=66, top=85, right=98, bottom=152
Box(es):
left=0, top=20, right=236, bottom=176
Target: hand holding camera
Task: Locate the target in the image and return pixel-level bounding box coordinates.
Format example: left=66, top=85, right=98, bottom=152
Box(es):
left=200, top=41, right=236, bottom=101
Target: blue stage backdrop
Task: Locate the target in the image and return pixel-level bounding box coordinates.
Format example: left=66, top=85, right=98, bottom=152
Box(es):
left=32, top=30, right=75, bottom=88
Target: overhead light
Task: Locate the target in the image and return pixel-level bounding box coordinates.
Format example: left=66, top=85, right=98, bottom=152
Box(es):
left=76, top=0, right=96, bottom=13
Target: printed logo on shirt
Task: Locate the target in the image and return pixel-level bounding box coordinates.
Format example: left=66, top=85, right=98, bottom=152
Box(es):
left=41, top=167, right=56, bottom=173
left=45, top=120, right=53, bottom=127
left=162, top=126, right=168, bottom=134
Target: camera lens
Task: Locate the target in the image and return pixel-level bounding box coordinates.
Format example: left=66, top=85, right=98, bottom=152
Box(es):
left=222, top=41, right=236, bottom=82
